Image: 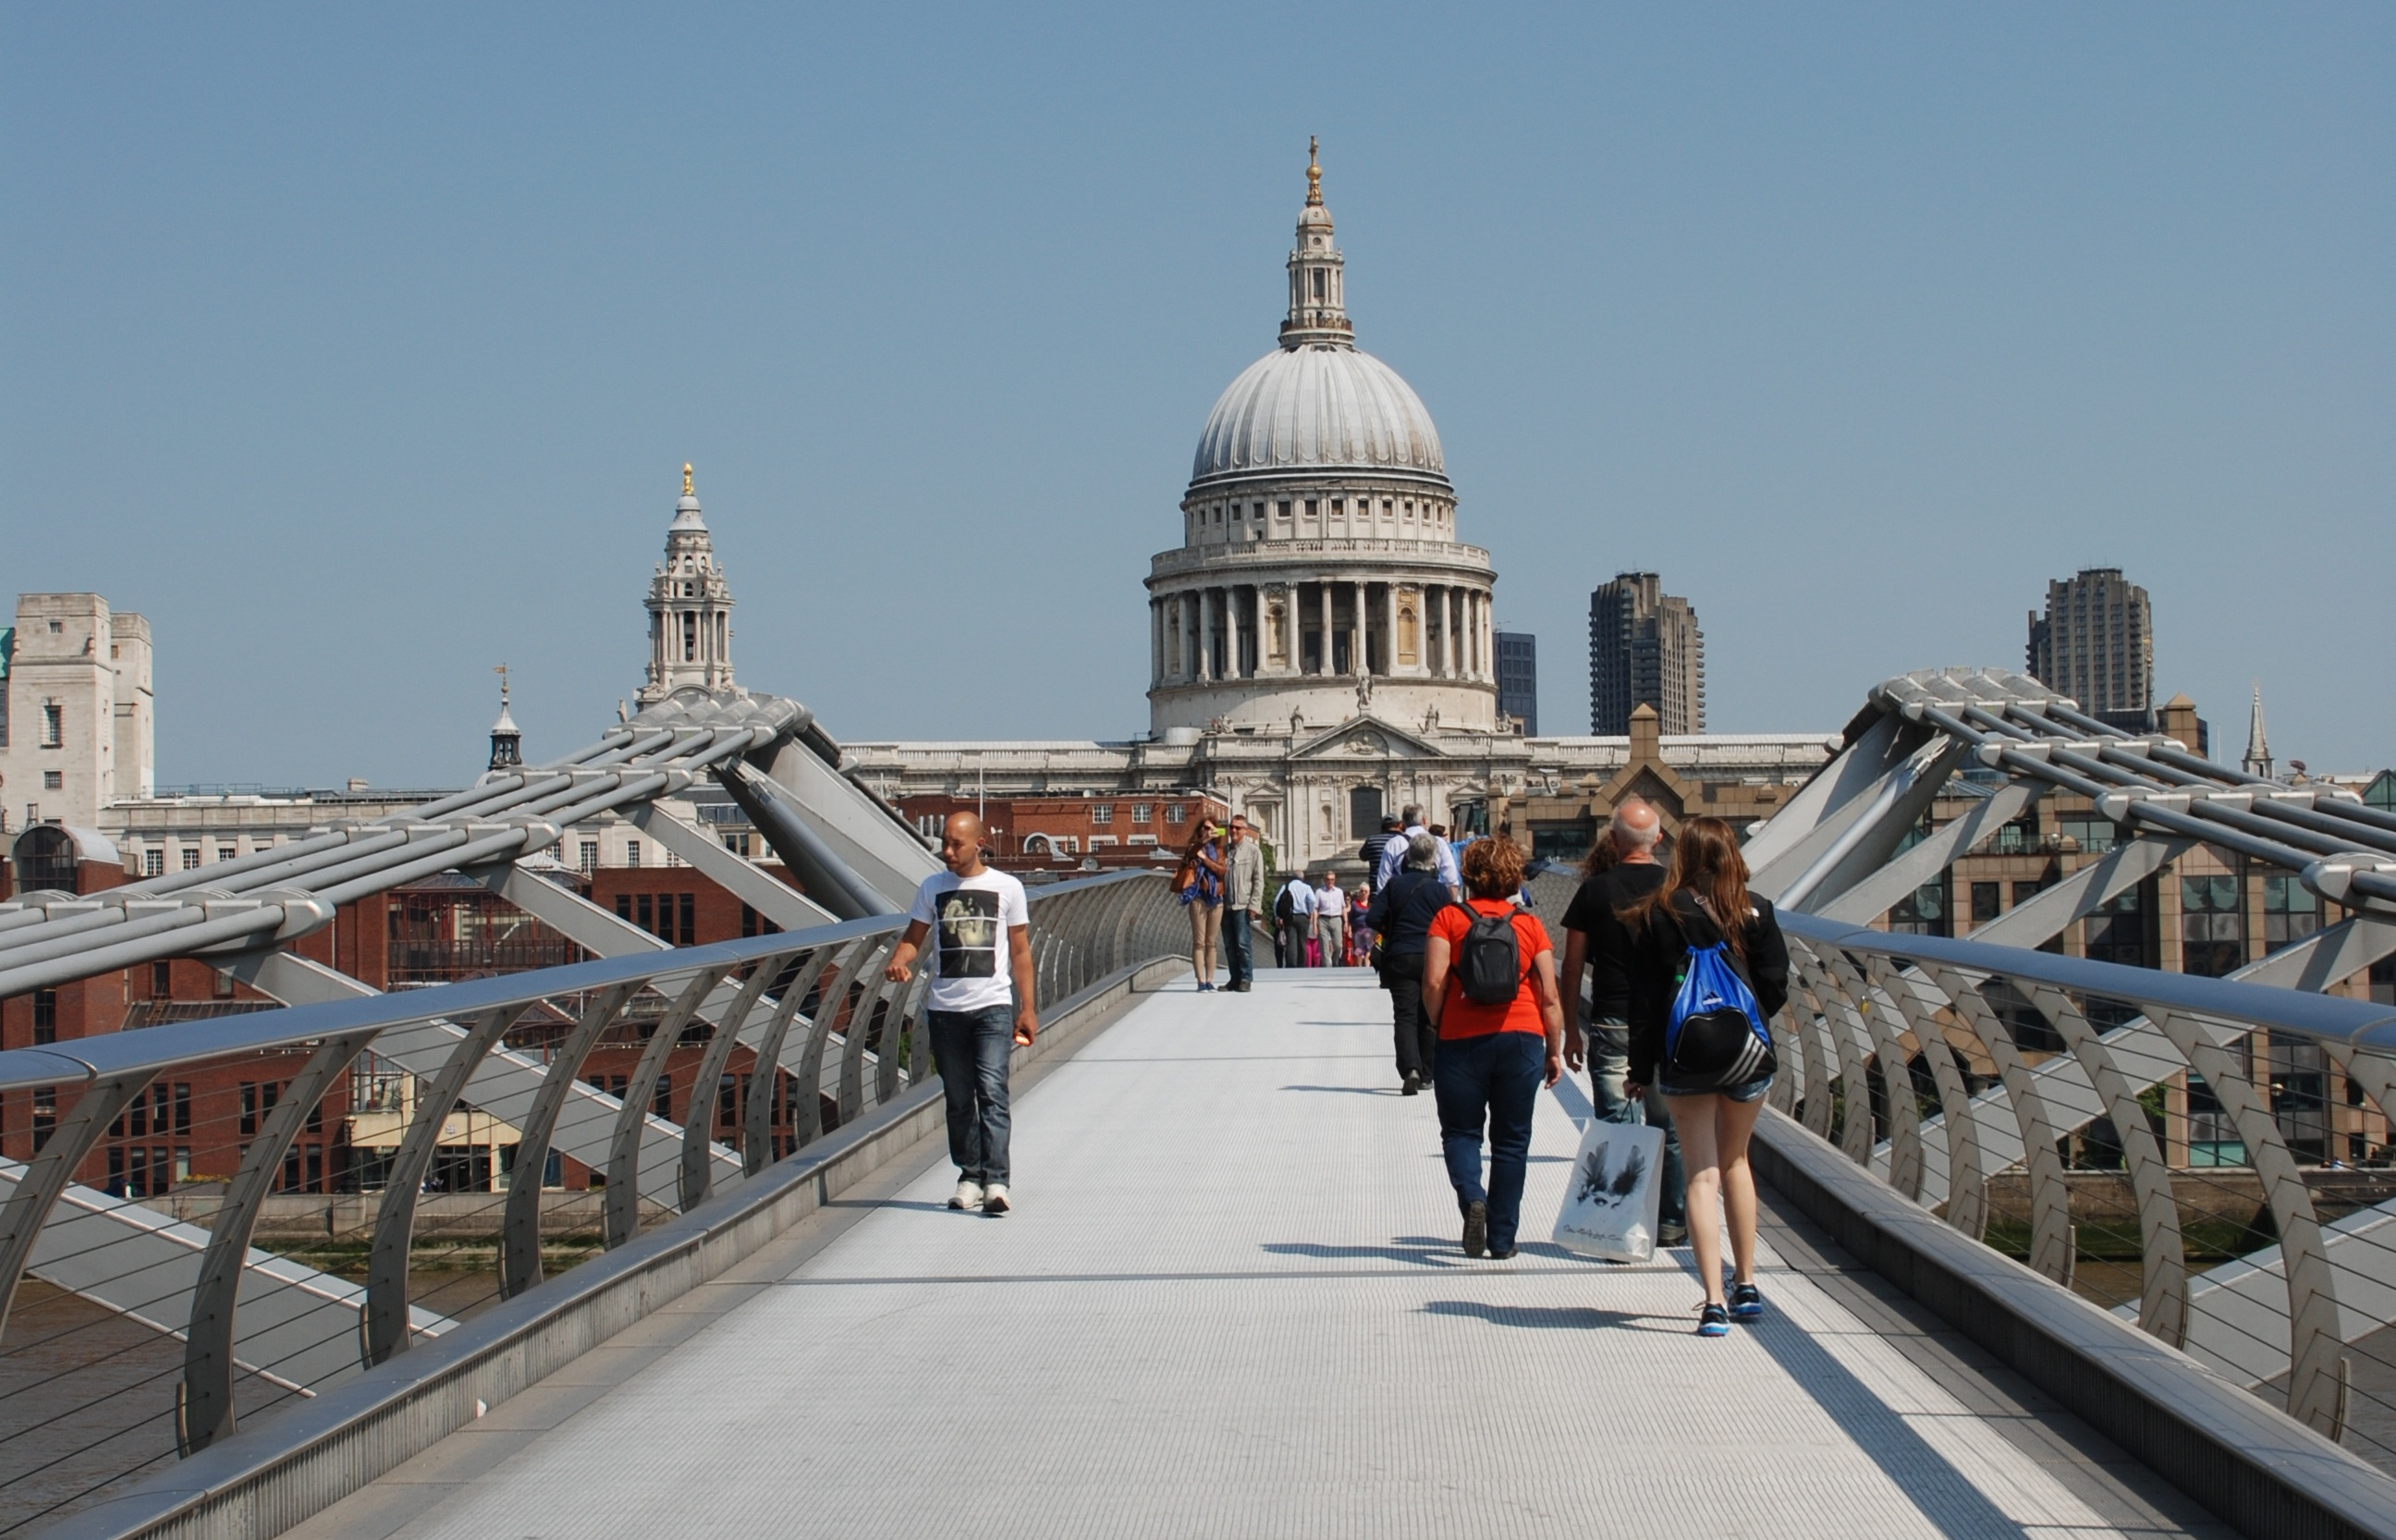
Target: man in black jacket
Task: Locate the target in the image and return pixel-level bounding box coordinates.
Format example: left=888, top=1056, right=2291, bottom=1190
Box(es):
left=1366, top=832, right=1449, bottom=1094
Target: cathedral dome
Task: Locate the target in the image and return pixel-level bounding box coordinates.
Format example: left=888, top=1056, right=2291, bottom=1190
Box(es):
left=1191, top=344, right=1446, bottom=486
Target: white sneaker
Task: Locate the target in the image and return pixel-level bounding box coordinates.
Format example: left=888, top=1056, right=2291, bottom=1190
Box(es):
left=947, top=1179, right=984, bottom=1211
left=982, top=1183, right=1011, bottom=1215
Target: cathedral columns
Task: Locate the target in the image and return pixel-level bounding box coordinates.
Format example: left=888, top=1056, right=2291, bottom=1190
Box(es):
left=1199, top=588, right=1216, bottom=682
left=1150, top=600, right=1163, bottom=687
left=1384, top=583, right=1400, bottom=675
left=1317, top=582, right=1334, bottom=676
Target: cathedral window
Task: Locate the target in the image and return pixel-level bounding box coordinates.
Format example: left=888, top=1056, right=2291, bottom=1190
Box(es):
left=682, top=612, right=698, bottom=661
left=1304, top=499, right=1317, bottom=520
left=1215, top=506, right=1224, bottom=522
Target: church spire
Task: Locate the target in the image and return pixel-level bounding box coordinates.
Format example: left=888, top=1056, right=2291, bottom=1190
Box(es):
left=488, top=665, right=522, bottom=771
left=639, top=463, right=740, bottom=703
left=1281, top=137, right=1352, bottom=348
left=2242, top=682, right=2273, bottom=779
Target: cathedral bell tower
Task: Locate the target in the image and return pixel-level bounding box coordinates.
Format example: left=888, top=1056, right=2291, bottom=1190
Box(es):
left=639, top=464, right=740, bottom=703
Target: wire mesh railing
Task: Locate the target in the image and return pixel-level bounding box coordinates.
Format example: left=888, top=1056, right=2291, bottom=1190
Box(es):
left=1523, top=865, right=2396, bottom=1471
left=1770, top=910, right=2396, bottom=1466
left=0, top=868, right=1188, bottom=1534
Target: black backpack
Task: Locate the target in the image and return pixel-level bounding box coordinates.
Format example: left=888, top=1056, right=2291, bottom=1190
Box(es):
left=1451, top=902, right=1524, bottom=1006
left=1274, top=884, right=1299, bottom=925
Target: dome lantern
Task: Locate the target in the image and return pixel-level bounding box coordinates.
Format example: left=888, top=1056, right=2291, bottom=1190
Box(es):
left=1280, top=137, right=1352, bottom=348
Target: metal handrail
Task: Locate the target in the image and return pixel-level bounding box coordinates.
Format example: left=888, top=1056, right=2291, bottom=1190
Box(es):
left=1773, top=911, right=2396, bottom=1051
left=0, top=866, right=1184, bottom=1502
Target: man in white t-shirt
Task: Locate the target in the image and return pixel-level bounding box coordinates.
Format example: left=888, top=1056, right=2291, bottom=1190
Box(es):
left=886, top=812, right=1036, bottom=1215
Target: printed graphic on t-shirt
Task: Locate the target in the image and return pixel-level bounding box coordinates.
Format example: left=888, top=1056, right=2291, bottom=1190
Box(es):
left=935, top=888, right=1001, bottom=978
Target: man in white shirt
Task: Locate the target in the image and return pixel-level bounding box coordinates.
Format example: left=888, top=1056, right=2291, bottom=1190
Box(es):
left=886, top=812, right=1036, bottom=1215
left=1275, top=873, right=1316, bottom=968
left=1313, top=869, right=1350, bottom=967
left=1375, top=801, right=1461, bottom=894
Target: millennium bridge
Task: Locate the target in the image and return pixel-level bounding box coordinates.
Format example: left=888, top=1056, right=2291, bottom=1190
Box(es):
left=0, top=669, right=2391, bottom=1540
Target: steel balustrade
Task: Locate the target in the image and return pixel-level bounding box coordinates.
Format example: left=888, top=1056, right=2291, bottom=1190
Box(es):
left=0, top=870, right=1185, bottom=1529
left=1525, top=861, right=2396, bottom=1452
left=1767, top=911, right=2394, bottom=1441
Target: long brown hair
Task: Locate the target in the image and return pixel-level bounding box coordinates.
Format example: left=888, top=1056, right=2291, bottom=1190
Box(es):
left=1580, top=829, right=1621, bottom=879
left=1620, top=814, right=1752, bottom=959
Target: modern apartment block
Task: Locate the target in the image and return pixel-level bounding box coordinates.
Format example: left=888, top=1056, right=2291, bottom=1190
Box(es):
left=1587, top=572, right=1704, bottom=735
left=1495, top=629, right=1537, bottom=735
left=2026, top=568, right=2154, bottom=726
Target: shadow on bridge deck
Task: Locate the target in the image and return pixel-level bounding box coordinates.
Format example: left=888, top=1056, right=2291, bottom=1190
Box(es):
left=287, top=971, right=2229, bottom=1540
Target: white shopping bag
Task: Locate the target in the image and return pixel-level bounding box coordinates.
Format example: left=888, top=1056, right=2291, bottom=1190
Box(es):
left=1551, top=1118, right=1666, bottom=1263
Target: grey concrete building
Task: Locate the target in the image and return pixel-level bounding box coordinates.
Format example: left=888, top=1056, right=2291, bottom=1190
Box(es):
left=2026, top=567, right=2153, bottom=724
left=1588, top=572, right=1705, bottom=735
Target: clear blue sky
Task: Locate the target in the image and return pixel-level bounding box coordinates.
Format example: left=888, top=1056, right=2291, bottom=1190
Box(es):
left=5, top=5, right=2389, bottom=786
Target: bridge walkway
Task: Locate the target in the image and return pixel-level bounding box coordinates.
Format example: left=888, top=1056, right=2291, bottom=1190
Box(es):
left=287, top=971, right=2230, bottom=1540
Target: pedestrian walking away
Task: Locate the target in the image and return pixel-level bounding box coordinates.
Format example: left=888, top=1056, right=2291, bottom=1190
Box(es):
left=1423, top=836, right=1565, bottom=1259
left=1313, top=870, right=1349, bottom=967
left=1620, top=815, right=1791, bottom=1335
left=1358, top=814, right=1402, bottom=890
left=1174, top=819, right=1228, bottom=990
left=1559, top=798, right=1686, bottom=1244
left=1366, top=832, right=1449, bottom=1094
left=1221, top=814, right=1264, bottom=992
left=1375, top=802, right=1461, bottom=893
left=1274, top=872, right=1315, bottom=969
left=885, top=812, right=1038, bottom=1216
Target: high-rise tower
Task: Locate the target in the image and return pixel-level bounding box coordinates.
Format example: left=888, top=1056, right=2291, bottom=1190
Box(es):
left=1588, top=574, right=1704, bottom=735
left=640, top=465, right=739, bottom=703
left=2026, top=568, right=2152, bottom=724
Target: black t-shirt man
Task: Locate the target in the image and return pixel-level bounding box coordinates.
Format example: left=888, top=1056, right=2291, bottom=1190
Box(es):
left=1560, top=862, right=1669, bottom=1027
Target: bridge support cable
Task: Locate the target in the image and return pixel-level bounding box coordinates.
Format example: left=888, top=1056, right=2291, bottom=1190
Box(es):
left=711, top=762, right=899, bottom=921
left=627, top=801, right=837, bottom=930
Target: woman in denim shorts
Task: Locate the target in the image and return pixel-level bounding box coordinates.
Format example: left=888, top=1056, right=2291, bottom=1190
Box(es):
left=1620, top=816, right=1790, bottom=1337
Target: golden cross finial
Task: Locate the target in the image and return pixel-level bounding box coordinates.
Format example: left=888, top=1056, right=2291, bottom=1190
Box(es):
left=1305, top=136, right=1322, bottom=205
left=494, top=662, right=510, bottom=703
left=682, top=463, right=694, bottom=497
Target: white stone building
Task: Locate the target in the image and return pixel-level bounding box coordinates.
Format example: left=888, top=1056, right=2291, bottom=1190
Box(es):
left=1148, top=141, right=1498, bottom=739
left=0, top=592, right=154, bottom=838
left=844, top=148, right=1838, bottom=871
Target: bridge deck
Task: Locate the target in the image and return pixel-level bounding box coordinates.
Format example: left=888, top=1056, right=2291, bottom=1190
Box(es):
left=292, top=972, right=2229, bottom=1539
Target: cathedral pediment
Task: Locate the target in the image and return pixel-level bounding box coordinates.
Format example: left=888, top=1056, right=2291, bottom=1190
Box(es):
left=1290, top=715, right=1447, bottom=762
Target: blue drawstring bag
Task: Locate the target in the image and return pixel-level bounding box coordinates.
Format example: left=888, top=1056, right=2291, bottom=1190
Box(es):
left=1664, top=914, right=1777, bottom=1090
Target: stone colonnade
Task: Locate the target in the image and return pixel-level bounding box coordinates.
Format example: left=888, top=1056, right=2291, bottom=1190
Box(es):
left=1150, top=580, right=1491, bottom=687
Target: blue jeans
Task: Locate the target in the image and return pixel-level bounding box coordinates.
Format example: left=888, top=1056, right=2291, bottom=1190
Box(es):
left=930, top=1006, right=1014, bottom=1185
left=1590, top=1021, right=1685, bottom=1227
left=1435, top=1032, right=1544, bottom=1252
left=1222, top=908, right=1253, bottom=987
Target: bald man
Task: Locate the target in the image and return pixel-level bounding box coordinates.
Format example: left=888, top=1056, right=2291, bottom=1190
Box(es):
left=1558, top=799, right=1686, bottom=1243
left=887, top=812, right=1037, bottom=1215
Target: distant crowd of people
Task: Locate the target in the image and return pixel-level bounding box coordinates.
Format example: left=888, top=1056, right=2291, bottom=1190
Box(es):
left=906, top=795, right=1791, bottom=1336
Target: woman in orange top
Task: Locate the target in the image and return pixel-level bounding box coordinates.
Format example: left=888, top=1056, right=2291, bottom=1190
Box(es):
left=1423, top=837, right=1565, bottom=1259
